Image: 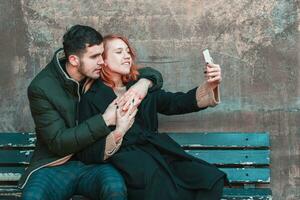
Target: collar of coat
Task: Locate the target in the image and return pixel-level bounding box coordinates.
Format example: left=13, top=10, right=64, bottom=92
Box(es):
left=50, top=48, right=81, bottom=97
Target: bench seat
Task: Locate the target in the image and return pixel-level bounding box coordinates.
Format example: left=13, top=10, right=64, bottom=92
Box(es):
left=0, top=132, right=272, bottom=199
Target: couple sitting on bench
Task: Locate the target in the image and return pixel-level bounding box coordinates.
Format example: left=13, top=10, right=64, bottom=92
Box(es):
left=21, top=24, right=226, bottom=200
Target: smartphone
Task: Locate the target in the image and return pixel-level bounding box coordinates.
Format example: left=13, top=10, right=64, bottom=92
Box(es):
left=203, top=49, right=213, bottom=64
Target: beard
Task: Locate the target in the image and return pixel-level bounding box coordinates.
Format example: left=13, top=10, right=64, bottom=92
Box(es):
left=78, top=61, right=101, bottom=79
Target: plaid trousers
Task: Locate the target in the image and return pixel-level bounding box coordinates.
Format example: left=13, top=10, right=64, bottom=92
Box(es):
left=21, top=161, right=127, bottom=200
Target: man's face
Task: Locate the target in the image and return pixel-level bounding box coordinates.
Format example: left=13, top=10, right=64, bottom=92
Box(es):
left=78, top=43, right=104, bottom=79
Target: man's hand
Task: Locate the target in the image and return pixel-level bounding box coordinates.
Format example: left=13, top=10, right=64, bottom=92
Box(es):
left=115, top=103, right=138, bottom=138
left=204, top=63, right=222, bottom=90
left=102, top=98, right=118, bottom=126
left=117, top=78, right=152, bottom=111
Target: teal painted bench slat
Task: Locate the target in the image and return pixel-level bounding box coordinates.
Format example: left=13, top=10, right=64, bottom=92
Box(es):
left=0, top=150, right=33, bottom=164
left=0, top=186, right=89, bottom=200
left=0, top=132, right=272, bottom=199
left=0, top=185, right=22, bottom=200
left=222, top=188, right=272, bottom=200
left=168, top=132, right=270, bottom=148
left=186, top=149, right=270, bottom=165
left=221, top=168, right=270, bottom=183
left=0, top=149, right=270, bottom=165
left=0, top=133, right=36, bottom=147
left=0, top=167, right=270, bottom=184
left=0, top=167, right=24, bottom=181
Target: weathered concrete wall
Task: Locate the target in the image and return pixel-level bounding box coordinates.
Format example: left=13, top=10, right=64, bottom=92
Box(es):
left=0, top=0, right=299, bottom=199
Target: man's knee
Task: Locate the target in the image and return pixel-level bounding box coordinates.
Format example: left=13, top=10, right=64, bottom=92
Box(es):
left=100, top=181, right=127, bottom=199
left=22, top=189, right=49, bottom=200
left=98, top=164, right=127, bottom=198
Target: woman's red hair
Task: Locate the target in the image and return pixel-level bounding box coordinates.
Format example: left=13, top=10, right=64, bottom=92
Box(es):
left=100, top=34, right=140, bottom=88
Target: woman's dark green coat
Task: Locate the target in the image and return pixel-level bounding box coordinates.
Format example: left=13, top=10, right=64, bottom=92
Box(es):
left=77, top=79, right=226, bottom=200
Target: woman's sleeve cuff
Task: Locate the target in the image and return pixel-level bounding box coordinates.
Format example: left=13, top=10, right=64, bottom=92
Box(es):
left=103, top=131, right=123, bottom=160
left=196, top=82, right=221, bottom=108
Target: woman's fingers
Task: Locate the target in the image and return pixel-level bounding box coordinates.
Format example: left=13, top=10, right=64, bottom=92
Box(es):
left=121, top=93, right=142, bottom=111
left=204, top=63, right=222, bottom=83
left=126, top=102, right=138, bottom=117
left=129, top=109, right=138, bottom=119
left=207, top=75, right=222, bottom=83
left=117, top=91, right=131, bottom=107
left=206, top=71, right=220, bottom=77
left=122, top=96, right=134, bottom=111
left=116, top=105, right=121, bottom=118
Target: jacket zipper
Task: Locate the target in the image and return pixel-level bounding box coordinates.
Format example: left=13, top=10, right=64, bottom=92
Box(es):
left=75, top=82, right=80, bottom=126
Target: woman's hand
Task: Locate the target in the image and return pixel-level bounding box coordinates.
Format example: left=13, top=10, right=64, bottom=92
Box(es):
left=117, top=78, right=152, bottom=111
left=115, top=102, right=138, bottom=138
left=204, top=63, right=222, bottom=90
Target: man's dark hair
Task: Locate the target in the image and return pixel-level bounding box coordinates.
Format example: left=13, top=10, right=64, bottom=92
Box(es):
left=63, top=25, right=103, bottom=59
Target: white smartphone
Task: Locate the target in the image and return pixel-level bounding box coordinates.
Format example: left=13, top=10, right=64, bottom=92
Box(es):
left=203, top=49, right=213, bottom=64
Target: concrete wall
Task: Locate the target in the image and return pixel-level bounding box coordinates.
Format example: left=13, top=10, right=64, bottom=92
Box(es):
left=0, top=0, right=299, bottom=199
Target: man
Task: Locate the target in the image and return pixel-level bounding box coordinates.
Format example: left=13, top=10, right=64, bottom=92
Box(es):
left=20, top=25, right=163, bottom=200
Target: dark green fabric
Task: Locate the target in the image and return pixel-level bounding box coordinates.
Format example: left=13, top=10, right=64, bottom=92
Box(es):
left=19, top=48, right=163, bottom=188
left=126, top=67, right=163, bottom=92
left=76, top=80, right=226, bottom=200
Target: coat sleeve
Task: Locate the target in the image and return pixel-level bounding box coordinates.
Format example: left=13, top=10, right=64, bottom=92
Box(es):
left=75, top=137, right=107, bottom=163
left=28, top=85, right=111, bottom=156
left=75, top=129, right=122, bottom=163
left=76, top=90, right=116, bottom=163
left=155, top=81, right=221, bottom=115
left=155, top=87, right=205, bottom=115
left=126, top=67, right=163, bottom=92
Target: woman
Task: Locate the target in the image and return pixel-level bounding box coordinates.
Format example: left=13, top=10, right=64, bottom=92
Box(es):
left=76, top=34, right=227, bottom=200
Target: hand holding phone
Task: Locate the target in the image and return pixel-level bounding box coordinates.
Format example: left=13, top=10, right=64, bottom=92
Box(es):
left=201, top=49, right=222, bottom=86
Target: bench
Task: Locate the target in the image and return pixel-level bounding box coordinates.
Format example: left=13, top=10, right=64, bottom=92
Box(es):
left=0, top=132, right=271, bottom=199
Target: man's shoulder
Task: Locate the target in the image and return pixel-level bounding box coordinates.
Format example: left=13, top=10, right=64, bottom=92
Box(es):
left=28, top=66, right=57, bottom=93
left=29, top=49, right=63, bottom=89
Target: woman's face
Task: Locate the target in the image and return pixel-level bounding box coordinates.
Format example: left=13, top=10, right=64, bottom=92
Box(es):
left=104, top=38, right=133, bottom=76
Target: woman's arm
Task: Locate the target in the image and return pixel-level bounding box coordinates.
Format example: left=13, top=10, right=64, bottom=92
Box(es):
left=132, top=67, right=163, bottom=92
left=117, top=67, right=163, bottom=110
left=156, top=63, right=221, bottom=115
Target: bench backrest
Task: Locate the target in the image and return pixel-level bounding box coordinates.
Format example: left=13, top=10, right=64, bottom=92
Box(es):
left=168, top=132, right=271, bottom=187
left=0, top=132, right=35, bottom=184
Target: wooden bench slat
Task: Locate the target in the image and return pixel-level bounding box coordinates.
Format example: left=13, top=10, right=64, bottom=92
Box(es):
left=0, top=187, right=90, bottom=200
left=222, top=168, right=270, bottom=183
left=0, top=186, right=272, bottom=200
left=0, top=167, right=24, bottom=182
left=0, top=186, right=21, bottom=199
left=0, top=167, right=270, bottom=183
left=0, top=186, right=89, bottom=199
left=168, top=132, right=270, bottom=148
left=222, top=196, right=272, bottom=199
left=0, top=133, right=36, bottom=147
left=0, top=150, right=33, bottom=164
left=186, top=150, right=270, bottom=165
left=0, top=185, right=20, bottom=192
left=0, top=149, right=270, bottom=166
left=222, top=188, right=272, bottom=200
